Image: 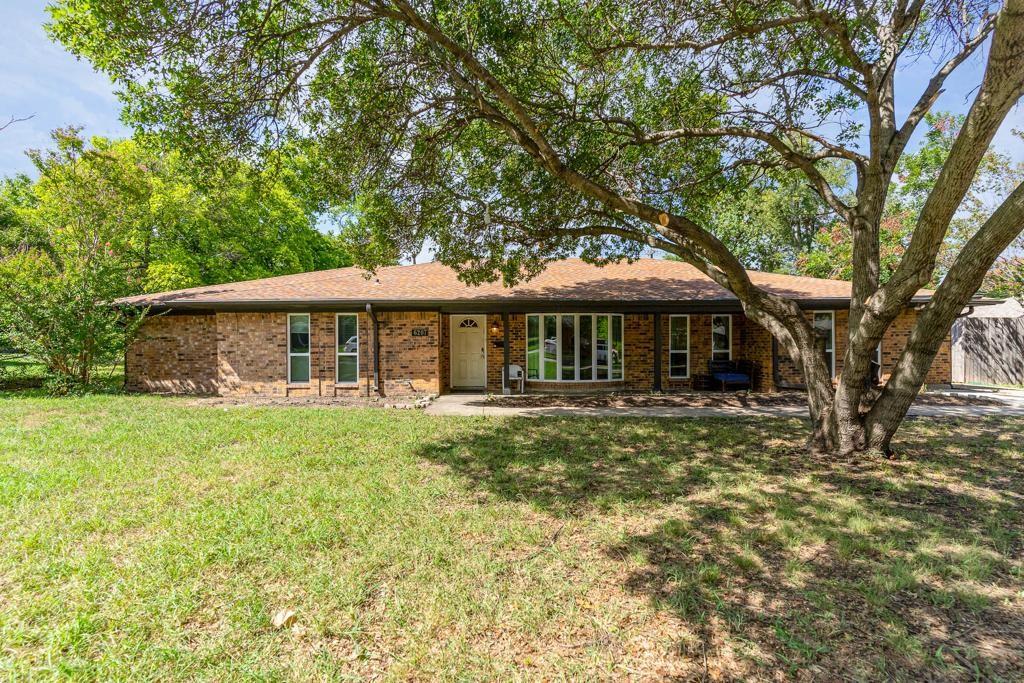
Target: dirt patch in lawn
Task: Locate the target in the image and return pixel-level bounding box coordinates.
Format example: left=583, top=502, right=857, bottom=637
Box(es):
left=486, top=391, right=1004, bottom=409
left=189, top=394, right=435, bottom=409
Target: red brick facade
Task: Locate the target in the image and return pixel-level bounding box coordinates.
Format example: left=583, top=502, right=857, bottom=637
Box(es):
left=774, top=308, right=951, bottom=387
left=125, top=314, right=219, bottom=394
left=126, top=307, right=952, bottom=396
left=128, top=311, right=440, bottom=397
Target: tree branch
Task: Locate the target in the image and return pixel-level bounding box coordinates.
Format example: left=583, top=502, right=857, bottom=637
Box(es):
left=888, top=10, right=998, bottom=163
left=594, top=14, right=811, bottom=55
left=867, top=179, right=1024, bottom=434
left=637, top=125, right=854, bottom=220
left=0, top=113, right=34, bottom=132
left=378, top=0, right=773, bottom=302
left=792, top=0, right=871, bottom=75
left=879, top=0, right=1024, bottom=306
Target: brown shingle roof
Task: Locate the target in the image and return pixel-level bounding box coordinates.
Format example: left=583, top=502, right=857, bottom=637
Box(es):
left=118, top=258, right=928, bottom=310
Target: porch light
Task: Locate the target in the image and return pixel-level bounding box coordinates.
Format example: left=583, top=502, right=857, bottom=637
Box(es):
left=490, top=320, right=501, bottom=335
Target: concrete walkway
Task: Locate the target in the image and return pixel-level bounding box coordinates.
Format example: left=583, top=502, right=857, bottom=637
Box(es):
left=424, top=390, right=1024, bottom=419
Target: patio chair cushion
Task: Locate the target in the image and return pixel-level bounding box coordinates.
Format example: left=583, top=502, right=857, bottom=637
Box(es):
left=711, top=372, right=750, bottom=384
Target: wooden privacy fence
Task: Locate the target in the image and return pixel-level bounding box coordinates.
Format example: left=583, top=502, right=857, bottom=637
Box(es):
left=951, top=317, right=1024, bottom=386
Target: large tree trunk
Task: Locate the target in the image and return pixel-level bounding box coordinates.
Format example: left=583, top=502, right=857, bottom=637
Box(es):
left=864, top=181, right=1024, bottom=452
left=804, top=355, right=840, bottom=454
left=738, top=296, right=841, bottom=453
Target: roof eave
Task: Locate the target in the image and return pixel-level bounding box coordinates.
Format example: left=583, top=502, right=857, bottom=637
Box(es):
left=129, top=296, right=889, bottom=315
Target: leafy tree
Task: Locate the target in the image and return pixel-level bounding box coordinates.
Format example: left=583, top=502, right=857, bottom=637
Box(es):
left=982, top=257, right=1024, bottom=300
left=1, top=134, right=354, bottom=292
left=48, top=0, right=1024, bottom=454
left=0, top=129, right=146, bottom=388
left=700, top=165, right=843, bottom=273
left=797, top=213, right=912, bottom=283
left=796, top=114, right=1024, bottom=289
left=0, top=129, right=354, bottom=386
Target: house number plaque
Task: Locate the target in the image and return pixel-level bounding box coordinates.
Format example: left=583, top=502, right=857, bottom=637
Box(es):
left=411, top=327, right=429, bottom=337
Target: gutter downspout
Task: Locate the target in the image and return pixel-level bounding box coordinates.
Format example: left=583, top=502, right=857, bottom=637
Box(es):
left=653, top=313, right=662, bottom=392
left=365, top=303, right=380, bottom=395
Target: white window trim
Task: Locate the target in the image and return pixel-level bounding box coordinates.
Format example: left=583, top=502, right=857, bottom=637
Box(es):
left=668, top=314, right=690, bottom=379
left=336, top=313, right=359, bottom=385
left=526, top=313, right=625, bottom=382
left=812, top=310, right=836, bottom=378
left=711, top=314, right=733, bottom=361
left=287, top=313, right=311, bottom=385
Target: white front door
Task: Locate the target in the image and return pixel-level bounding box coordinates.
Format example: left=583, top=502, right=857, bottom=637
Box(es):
left=451, top=315, right=486, bottom=388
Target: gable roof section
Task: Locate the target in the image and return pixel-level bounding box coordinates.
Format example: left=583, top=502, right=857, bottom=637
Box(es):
left=118, top=258, right=939, bottom=312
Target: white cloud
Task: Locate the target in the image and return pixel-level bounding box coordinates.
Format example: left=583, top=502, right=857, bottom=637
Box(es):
left=0, top=1, right=129, bottom=177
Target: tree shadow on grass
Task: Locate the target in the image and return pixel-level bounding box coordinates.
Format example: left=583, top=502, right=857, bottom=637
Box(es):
left=414, top=415, right=1024, bottom=680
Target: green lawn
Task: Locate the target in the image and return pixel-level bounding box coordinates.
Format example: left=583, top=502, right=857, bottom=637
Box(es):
left=0, top=355, right=48, bottom=390
left=0, top=355, right=123, bottom=392
left=1, top=394, right=1022, bottom=680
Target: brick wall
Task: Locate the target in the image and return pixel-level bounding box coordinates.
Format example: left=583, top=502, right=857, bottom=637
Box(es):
left=377, top=311, right=441, bottom=395
left=624, top=314, right=654, bottom=390
left=125, top=314, right=218, bottom=393
left=484, top=313, right=526, bottom=393
left=126, top=305, right=952, bottom=397
left=737, top=316, right=775, bottom=392
left=655, top=314, right=757, bottom=390
left=127, top=310, right=439, bottom=397
left=772, top=307, right=951, bottom=387
left=885, top=309, right=952, bottom=385
left=439, top=314, right=451, bottom=393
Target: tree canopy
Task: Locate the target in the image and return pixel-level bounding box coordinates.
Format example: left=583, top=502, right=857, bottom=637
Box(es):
left=1, top=130, right=352, bottom=293
left=0, top=128, right=354, bottom=387
left=46, top=0, right=1024, bottom=453
left=796, top=114, right=1024, bottom=287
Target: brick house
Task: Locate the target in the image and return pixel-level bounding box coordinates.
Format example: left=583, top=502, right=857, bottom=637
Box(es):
left=119, top=258, right=955, bottom=397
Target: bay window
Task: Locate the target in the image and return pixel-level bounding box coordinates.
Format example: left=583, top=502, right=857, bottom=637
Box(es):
left=526, top=314, right=624, bottom=381
left=336, top=314, right=359, bottom=384
left=669, top=315, right=690, bottom=378
left=561, top=315, right=575, bottom=380
left=288, top=313, right=311, bottom=384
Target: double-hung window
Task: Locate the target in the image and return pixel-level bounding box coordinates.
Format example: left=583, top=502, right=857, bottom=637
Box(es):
left=336, top=314, right=359, bottom=384
left=813, top=311, right=835, bottom=377
left=288, top=313, right=311, bottom=384
left=526, top=314, right=623, bottom=381
left=711, top=314, right=732, bottom=361
left=669, top=315, right=690, bottom=378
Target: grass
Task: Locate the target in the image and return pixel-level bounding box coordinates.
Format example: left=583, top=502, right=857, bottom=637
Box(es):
left=0, top=355, right=48, bottom=389
left=0, top=393, right=1022, bottom=680
left=0, top=355, right=124, bottom=392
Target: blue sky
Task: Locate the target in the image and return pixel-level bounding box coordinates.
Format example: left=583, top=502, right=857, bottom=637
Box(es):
left=0, top=2, right=131, bottom=177
left=2, top=1, right=1022, bottom=180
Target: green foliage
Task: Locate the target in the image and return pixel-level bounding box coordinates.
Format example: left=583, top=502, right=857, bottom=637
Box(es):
left=0, top=131, right=146, bottom=389
left=45, top=0, right=737, bottom=283
left=0, top=129, right=354, bottom=387
left=702, top=166, right=842, bottom=272
left=982, top=257, right=1024, bottom=300
left=796, top=114, right=1024, bottom=286
left=1, top=132, right=353, bottom=294
left=44, top=0, right=1012, bottom=302
left=796, top=214, right=911, bottom=282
